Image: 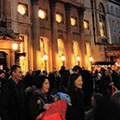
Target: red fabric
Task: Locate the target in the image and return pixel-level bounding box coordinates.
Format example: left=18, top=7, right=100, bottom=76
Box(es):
left=112, top=86, right=115, bottom=94
left=36, top=100, right=67, bottom=120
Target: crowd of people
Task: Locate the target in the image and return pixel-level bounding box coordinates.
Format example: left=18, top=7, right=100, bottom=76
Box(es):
left=0, top=65, right=120, bottom=120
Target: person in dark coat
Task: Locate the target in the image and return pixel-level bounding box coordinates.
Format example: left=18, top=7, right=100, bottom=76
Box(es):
left=65, top=73, right=84, bottom=120
left=0, top=65, right=27, bottom=120
left=26, top=75, right=51, bottom=120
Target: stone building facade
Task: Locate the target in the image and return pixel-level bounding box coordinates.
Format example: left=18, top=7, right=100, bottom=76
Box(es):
left=105, top=0, right=120, bottom=65
left=0, top=0, right=86, bottom=72
left=83, top=0, right=120, bottom=70
left=0, top=0, right=120, bottom=72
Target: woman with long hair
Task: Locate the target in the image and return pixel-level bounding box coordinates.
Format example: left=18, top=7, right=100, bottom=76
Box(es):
left=65, top=73, right=84, bottom=120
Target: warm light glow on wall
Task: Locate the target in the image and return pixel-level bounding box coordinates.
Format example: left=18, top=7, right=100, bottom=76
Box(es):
left=56, top=14, right=62, bottom=23
left=17, top=4, right=27, bottom=15
left=12, top=43, right=18, bottom=50
left=38, top=9, right=46, bottom=19
left=99, top=22, right=105, bottom=37
left=84, top=20, right=89, bottom=29
left=71, top=17, right=76, bottom=26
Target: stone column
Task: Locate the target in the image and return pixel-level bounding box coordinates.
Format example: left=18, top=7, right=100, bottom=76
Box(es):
left=49, top=0, right=58, bottom=70
left=78, top=7, right=86, bottom=67
left=31, top=0, right=40, bottom=70
left=65, top=3, right=73, bottom=68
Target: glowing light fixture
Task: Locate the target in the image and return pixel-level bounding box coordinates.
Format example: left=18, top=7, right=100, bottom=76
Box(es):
left=71, top=17, right=76, bottom=26
left=56, top=14, right=62, bottom=23
left=38, top=9, right=46, bottom=19
left=61, top=54, right=65, bottom=61
left=43, top=53, right=48, bottom=61
left=76, top=55, right=81, bottom=66
left=12, top=43, right=18, bottom=50
left=17, top=4, right=26, bottom=15
left=61, top=54, right=65, bottom=66
left=76, top=56, right=81, bottom=61
left=20, top=56, right=25, bottom=60
left=89, top=57, right=94, bottom=62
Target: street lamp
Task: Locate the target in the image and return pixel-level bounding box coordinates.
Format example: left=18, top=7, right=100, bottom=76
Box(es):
left=89, top=57, right=94, bottom=63
left=43, top=53, right=48, bottom=71
left=12, top=43, right=18, bottom=51
left=61, top=54, right=65, bottom=66
left=76, top=55, right=81, bottom=66
left=89, top=56, right=94, bottom=71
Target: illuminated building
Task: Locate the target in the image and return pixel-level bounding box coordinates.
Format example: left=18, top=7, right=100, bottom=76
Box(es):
left=0, top=0, right=120, bottom=72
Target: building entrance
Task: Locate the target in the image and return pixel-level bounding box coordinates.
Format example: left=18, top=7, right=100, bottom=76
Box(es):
left=0, top=51, right=7, bottom=70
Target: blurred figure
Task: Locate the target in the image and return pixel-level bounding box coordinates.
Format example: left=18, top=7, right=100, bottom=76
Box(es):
left=94, top=96, right=120, bottom=120
left=59, top=66, right=66, bottom=77
left=0, top=70, right=6, bottom=92
left=24, top=70, right=33, bottom=88
left=85, top=93, right=103, bottom=120
left=111, top=90, right=120, bottom=105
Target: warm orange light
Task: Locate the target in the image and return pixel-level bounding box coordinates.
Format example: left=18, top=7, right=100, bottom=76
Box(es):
left=12, top=43, right=18, bottom=50
left=38, top=9, right=46, bottom=19
left=43, top=53, right=48, bottom=61
left=61, top=54, right=65, bottom=61
left=76, top=56, right=81, bottom=61
left=84, top=21, right=89, bottom=29
left=17, top=4, right=26, bottom=15
left=56, top=14, right=62, bottom=23
left=71, top=17, right=76, bottom=26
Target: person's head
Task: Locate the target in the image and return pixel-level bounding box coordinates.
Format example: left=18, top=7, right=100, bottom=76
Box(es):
left=10, top=65, right=22, bottom=83
left=72, top=65, right=82, bottom=74
left=60, top=66, right=65, bottom=70
left=0, top=70, right=5, bottom=78
left=33, top=75, right=50, bottom=93
left=111, top=91, right=120, bottom=105
left=91, top=93, right=103, bottom=107
left=67, top=73, right=83, bottom=90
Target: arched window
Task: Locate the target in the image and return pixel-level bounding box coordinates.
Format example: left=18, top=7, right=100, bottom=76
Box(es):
left=98, top=3, right=106, bottom=37
left=57, top=38, right=65, bottom=67
left=73, top=41, right=80, bottom=65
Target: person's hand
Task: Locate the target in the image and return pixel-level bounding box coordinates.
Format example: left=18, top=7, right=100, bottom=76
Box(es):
left=109, top=82, right=114, bottom=86
left=54, top=95, right=59, bottom=102
left=43, top=104, right=50, bottom=110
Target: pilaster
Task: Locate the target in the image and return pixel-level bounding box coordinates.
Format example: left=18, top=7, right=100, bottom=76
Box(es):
left=49, top=0, right=58, bottom=70
left=65, top=3, right=73, bottom=68
left=31, top=0, right=40, bottom=70
left=78, top=6, right=86, bottom=67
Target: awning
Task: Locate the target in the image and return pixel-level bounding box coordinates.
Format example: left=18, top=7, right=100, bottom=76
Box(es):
left=92, top=61, right=116, bottom=66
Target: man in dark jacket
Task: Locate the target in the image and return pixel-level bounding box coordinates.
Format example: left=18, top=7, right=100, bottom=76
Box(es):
left=1, top=65, right=27, bottom=120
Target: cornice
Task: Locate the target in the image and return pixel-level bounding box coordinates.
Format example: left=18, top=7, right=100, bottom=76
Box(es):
left=60, top=0, right=84, bottom=7
left=107, top=0, right=120, bottom=5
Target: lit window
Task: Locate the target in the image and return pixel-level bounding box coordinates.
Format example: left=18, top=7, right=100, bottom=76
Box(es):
left=71, top=17, right=76, bottom=26
left=38, top=9, right=46, bottom=19
left=17, top=4, right=27, bottom=15
left=56, top=14, right=62, bottom=23
left=84, top=20, right=89, bottom=29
